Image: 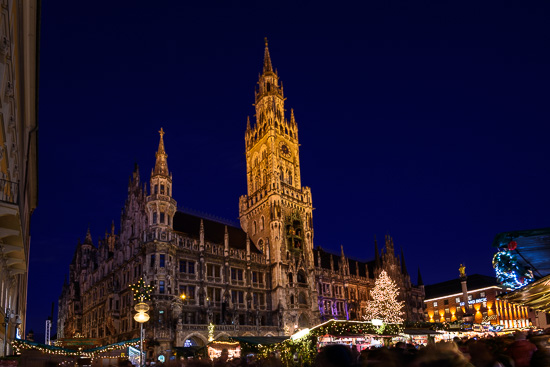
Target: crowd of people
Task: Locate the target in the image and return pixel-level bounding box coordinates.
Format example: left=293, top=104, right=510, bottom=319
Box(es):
left=129, top=331, right=550, bottom=367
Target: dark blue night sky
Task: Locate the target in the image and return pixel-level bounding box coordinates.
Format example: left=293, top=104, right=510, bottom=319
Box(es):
left=28, top=1, right=550, bottom=339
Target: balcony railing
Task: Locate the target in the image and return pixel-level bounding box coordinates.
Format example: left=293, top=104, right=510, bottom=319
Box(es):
left=0, top=179, right=18, bottom=205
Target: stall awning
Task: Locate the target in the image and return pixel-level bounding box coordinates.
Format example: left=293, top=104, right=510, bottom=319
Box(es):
left=402, top=329, right=442, bottom=335
left=230, top=336, right=289, bottom=345
left=498, top=274, right=550, bottom=313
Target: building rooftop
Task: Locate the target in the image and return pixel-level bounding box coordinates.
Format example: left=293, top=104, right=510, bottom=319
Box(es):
left=173, top=211, right=261, bottom=253
left=424, top=274, right=499, bottom=300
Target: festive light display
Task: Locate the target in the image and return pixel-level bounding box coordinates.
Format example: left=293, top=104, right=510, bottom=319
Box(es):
left=492, top=250, right=534, bottom=290
left=129, top=278, right=154, bottom=302
left=208, top=323, right=215, bottom=342
left=362, top=270, right=404, bottom=324
left=247, top=320, right=402, bottom=367
left=11, top=338, right=140, bottom=358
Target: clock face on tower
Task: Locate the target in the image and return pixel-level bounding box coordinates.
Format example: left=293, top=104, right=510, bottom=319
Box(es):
left=280, top=142, right=291, bottom=158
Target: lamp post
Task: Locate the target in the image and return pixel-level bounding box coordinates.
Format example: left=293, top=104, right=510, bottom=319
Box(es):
left=134, top=301, right=150, bottom=367
left=3, top=308, right=22, bottom=357
left=130, top=278, right=154, bottom=367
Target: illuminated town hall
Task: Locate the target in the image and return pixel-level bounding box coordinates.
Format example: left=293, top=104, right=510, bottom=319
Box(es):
left=57, top=42, right=425, bottom=357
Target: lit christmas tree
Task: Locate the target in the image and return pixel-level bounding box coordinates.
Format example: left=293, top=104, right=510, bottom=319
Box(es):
left=363, top=270, right=404, bottom=324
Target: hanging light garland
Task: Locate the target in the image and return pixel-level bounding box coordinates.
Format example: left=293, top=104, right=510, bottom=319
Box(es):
left=492, top=250, right=534, bottom=290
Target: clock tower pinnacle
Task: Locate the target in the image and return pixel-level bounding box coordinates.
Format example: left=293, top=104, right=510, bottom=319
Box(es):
left=239, top=40, right=317, bottom=335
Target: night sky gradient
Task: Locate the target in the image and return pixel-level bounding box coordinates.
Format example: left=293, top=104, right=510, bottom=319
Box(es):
left=28, top=1, right=550, bottom=340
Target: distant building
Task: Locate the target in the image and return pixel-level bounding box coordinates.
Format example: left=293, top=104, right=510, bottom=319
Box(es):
left=58, top=41, right=423, bottom=360
left=0, top=0, right=39, bottom=357
left=424, top=268, right=532, bottom=329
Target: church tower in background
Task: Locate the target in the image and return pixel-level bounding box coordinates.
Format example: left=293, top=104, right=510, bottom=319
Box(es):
left=239, top=40, right=318, bottom=332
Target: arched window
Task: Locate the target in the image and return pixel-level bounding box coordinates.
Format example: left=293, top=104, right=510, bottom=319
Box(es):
left=290, top=295, right=294, bottom=305
left=260, top=216, right=265, bottom=231
left=153, top=212, right=157, bottom=224
left=253, top=221, right=257, bottom=235
left=298, top=292, right=307, bottom=305
left=288, top=272, right=293, bottom=285
left=297, top=270, right=306, bottom=284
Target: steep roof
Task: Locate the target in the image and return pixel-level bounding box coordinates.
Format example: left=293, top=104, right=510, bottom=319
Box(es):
left=424, top=274, right=499, bottom=300
left=173, top=211, right=260, bottom=254
left=314, top=246, right=375, bottom=277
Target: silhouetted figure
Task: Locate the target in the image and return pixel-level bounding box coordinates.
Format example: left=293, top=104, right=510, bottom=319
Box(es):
left=314, top=344, right=354, bottom=367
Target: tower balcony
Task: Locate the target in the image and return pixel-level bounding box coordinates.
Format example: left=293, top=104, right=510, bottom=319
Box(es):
left=147, top=194, right=177, bottom=206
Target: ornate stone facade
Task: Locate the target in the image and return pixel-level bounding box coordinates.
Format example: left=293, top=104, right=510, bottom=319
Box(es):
left=0, top=0, right=39, bottom=356
left=58, top=41, right=424, bottom=360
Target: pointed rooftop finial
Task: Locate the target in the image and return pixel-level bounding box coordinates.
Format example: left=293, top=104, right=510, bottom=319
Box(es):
left=340, top=244, right=345, bottom=258
left=263, top=38, right=273, bottom=74
left=290, top=109, right=296, bottom=126
left=246, top=116, right=251, bottom=131
left=153, top=127, right=169, bottom=176
left=374, top=235, right=380, bottom=267
left=84, top=227, right=93, bottom=245
left=417, top=267, right=424, bottom=286
left=400, top=248, right=408, bottom=275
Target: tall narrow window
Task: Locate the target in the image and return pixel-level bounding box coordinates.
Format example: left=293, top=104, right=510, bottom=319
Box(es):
left=159, top=254, right=165, bottom=268
left=150, top=254, right=155, bottom=268
left=188, top=262, right=195, bottom=274
left=159, top=281, right=165, bottom=294
left=160, top=212, right=165, bottom=224
left=160, top=184, right=165, bottom=195
left=179, top=260, right=186, bottom=273
left=153, top=212, right=157, bottom=224
left=154, top=185, right=158, bottom=194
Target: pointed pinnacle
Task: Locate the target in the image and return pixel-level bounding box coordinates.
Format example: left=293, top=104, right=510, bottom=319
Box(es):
left=153, top=128, right=169, bottom=176
left=263, top=38, right=273, bottom=74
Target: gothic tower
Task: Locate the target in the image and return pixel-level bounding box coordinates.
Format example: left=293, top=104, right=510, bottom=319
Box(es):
left=239, top=40, right=317, bottom=334
left=146, top=128, right=177, bottom=230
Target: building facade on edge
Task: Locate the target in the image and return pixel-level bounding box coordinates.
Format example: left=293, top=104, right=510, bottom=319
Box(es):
left=0, top=0, right=39, bottom=357
left=424, top=268, right=533, bottom=329
left=58, top=42, right=424, bottom=359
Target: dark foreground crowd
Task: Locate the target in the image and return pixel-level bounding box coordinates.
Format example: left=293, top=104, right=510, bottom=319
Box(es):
left=131, top=331, right=550, bottom=367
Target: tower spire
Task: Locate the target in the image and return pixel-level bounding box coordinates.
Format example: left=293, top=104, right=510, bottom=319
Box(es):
left=400, top=248, right=408, bottom=275
left=417, top=267, right=424, bottom=286
left=263, top=37, right=273, bottom=74
left=374, top=235, right=380, bottom=267
left=153, top=127, right=169, bottom=176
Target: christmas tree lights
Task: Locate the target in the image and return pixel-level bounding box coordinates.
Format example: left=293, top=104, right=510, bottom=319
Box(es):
left=362, top=270, right=404, bottom=324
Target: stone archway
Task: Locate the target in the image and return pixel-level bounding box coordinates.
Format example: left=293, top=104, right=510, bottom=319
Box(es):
left=182, top=332, right=208, bottom=347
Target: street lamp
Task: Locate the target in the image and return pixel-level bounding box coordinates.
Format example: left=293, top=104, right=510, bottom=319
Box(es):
left=134, top=301, right=150, bottom=367
left=3, top=308, right=22, bottom=357
left=130, top=278, right=154, bottom=367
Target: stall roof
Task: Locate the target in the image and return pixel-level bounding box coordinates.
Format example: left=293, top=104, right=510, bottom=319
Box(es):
left=498, top=274, right=550, bottom=313
left=230, top=336, right=289, bottom=345
left=492, top=227, right=550, bottom=278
